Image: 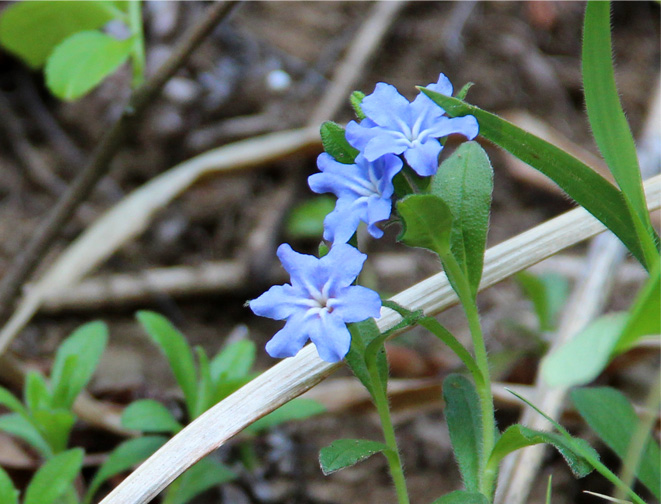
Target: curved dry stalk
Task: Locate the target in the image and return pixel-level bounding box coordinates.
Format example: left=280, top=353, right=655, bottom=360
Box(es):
left=99, top=175, right=661, bottom=504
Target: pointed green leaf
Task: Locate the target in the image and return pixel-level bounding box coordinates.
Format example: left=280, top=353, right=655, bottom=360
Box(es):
left=430, top=490, right=489, bottom=504
left=121, top=399, right=182, bottom=434
left=24, top=371, right=52, bottom=413
left=488, top=424, right=595, bottom=478
left=571, top=387, right=660, bottom=499
left=247, top=398, right=325, bottom=433
left=319, top=439, right=389, bottom=475
left=443, top=374, right=483, bottom=491
left=0, top=1, right=116, bottom=68
left=0, top=386, right=27, bottom=417
left=583, top=1, right=656, bottom=266
left=419, top=88, right=655, bottom=269
left=516, top=271, right=569, bottom=332
left=137, top=311, right=198, bottom=419
left=0, top=413, right=52, bottom=457
left=211, top=376, right=253, bottom=405
left=320, top=121, right=359, bottom=164
left=24, top=448, right=84, bottom=504
left=346, top=318, right=388, bottom=398
left=31, top=408, right=76, bottom=454
left=85, top=435, right=167, bottom=504
left=431, top=141, right=493, bottom=297
left=542, top=313, right=628, bottom=388
left=350, top=90, right=366, bottom=120
left=0, top=466, right=17, bottom=504
left=45, top=31, right=133, bottom=101
left=194, top=346, right=214, bottom=418
left=209, top=340, right=256, bottom=383
left=396, top=194, right=453, bottom=256
left=167, top=457, right=236, bottom=504
left=51, top=321, right=108, bottom=409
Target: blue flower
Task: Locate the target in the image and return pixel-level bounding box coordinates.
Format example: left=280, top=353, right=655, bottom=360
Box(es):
left=345, top=73, right=479, bottom=177
left=249, top=243, right=382, bottom=362
left=309, top=153, right=402, bottom=244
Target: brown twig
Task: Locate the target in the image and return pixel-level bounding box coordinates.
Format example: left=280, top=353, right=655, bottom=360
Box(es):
left=0, top=1, right=239, bottom=321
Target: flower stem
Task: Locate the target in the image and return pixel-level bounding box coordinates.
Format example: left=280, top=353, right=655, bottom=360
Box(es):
left=365, top=352, right=410, bottom=504
left=440, top=252, right=496, bottom=499
left=128, top=0, right=146, bottom=88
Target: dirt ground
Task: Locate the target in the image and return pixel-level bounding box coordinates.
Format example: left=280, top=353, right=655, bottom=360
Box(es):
left=0, top=2, right=659, bottom=503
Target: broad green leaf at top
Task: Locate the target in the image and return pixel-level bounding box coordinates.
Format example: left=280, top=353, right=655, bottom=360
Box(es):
left=583, top=1, right=658, bottom=267
left=45, top=31, right=133, bottom=101
left=0, top=1, right=117, bottom=67
left=420, top=89, right=656, bottom=271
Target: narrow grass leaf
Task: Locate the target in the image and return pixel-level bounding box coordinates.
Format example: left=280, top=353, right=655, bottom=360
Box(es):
left=319, top=439, right=389, bottom=475
left=0, top=387, right=27, bottom=416
left=516, top=271, right=569, bottom=332
left=23, top=448, right=84, bottom=504
left=194, top=346, right=214, bottom=418
left=209, top=339, right=256, bottom=383
left=443, top=374, right=483, bottom=491
left=85, top=435, right=167, bottom=504
left=431, top=490, right=489, bottom=504
left=546, top=475, right=553, bottom=504
left=24, top=371, right=52, bottom=413
left=121, top=399, right=182, bottom=434
left=136, top=311, right=198, bottom=419
left=0, top=466, right=17, bottom=504
left=419, top=88, right=652, bottom=269
left=45, top=31, right=133, bottom=101
left=0, top=413, right=52, bottom=457
left=320, top=121, right=359, bottom=164
left=571, top=387, right=660, bottom=499
left=583, top=1, right=656, bottom=262
left=396, top=194, right=453, bottom=256
left=431, top=141, right=493, bottom=297
left=167, top=458, right=236, bottom=504
left=247, top=398, right=326, bottom=433
left=0, top=1, right=115, bottom=67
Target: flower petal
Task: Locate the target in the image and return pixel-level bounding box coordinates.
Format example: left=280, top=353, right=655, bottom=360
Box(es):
left=365, top=196, right=392, bottom=238
left=361, top=83, right=411, bottom=130
left=276, top=243, right=319, bottom=290
left=425, top=115, right=479, bottom=141
left=323, top=201, right=363, bottom=244
left=403, top=140, right=443, bottom=176
left=320, top=243, right=367, bottom=291
left=265, top=313, right=311, bottom=359
left=329, top=285, right=382, bottom=323
left=346, top=120, right=380, bottom=152
left=249, top=284, right=306, bottom=320
left=308, top=312, right=352, bottom=362
left=363, top=129, right=410, bottom=161
left=426, top=73, right=453, bottom=97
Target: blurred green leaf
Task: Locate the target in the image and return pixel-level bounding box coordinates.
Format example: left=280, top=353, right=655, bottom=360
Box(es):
left=137, top=311, right=198, bottom=419
left=583, top=1, right=658, bottom=267
left=0, top=466, right=17, bottom=504
left=319, top=439, right=388, bottom=475
left=23, top=448, right=84, bottom=504
left=45, top=31, right=133, bottom=100
left=431, top=141, right=493, bottom=298
left=24, top=371, right=52, bottom=414
left=209, top=340, right=256, bottom=383
left=194, top=346, right=214, bottom=418
left=571, top=387, right=660, bottom=499
left=32, top=408, right=76, bottom=454
left=320, top=121, right=359, bottom=165
left=516, top=271, right=569, bottom=332
left=0, top=1, right=116, bottom=67
left=0, top=413, right=52, bottom=457
left=50, top=320, right=108, bottom=409
left=85, top=435, right=167, bottom=504
left=420, top=88, right=653, bottom=269
left=121, top=399, right=182, bottom=434
left=286, top=196, right=335, bottom=239
left=430, top=490, right=489, bottom=504
left=247, top=398, right=325, bottom=433
left=396, top=194, right=453, bottom=256
left=166, top=457, right=236, bottom=504
left=0, top=386, right=27, bottom=416
left=443, top=374, right=483, bottom=492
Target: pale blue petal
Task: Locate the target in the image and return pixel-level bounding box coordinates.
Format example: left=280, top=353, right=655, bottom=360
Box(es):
left=375, top=155, right=404, bottom=198
left=361, top=83, right=411, bottom=130
left=323, top=203, right=362, bottom=244
left=365, top=196, right=392, bottom=238
left=329, top=285, right=382, bottom=322
left=426, top=73, right=453, bottom=97
left=265, top=313, right=310, bottom=358
left=320, top=243, right=366, bottom=291
left=404, top=140, right=443, bottom=176
left=249, top=284, right=306, bottom=320
left=425, top=115, right=479, bottom=141
left=363, top=129, right=410, bottom=161
left=276, top=243, right=319, bottom=290
left=346, top=120, right=380, bottom=151
left=308, top=312, right=352, bottom=362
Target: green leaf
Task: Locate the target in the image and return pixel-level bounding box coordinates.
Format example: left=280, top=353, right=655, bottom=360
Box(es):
left=211, top=376, right=253, bottom=405
left=209, top=340, right=256, bottom=383
left=286, top=196, right=335, bottom=239
left=0, top=386, right=27, bottom=416
left=443, top=374, right=483, bottom=492
left=346, top=318, right=388, bottom=398
left=85, top=435, right=167, bottom=504
left=137, top=311, right=198, bottom=419
left=23, top=448, right=84, bottom=504
left=24, top=371, right=52, bottom=413
left=0, top=466, right=18, bottom=504
left=541, top=313, right=628, bottom=388
left=583, top=1, right=657, bottom=267
left=247, top=398, right=325, bottom=433
left=193, top=346, right=214, bottom=418
left=50, top=321, right=108, bottom=409
left=166, top=457, right=236, bottom=504
left=45, top=30, right=133, bottom=101
left=0, top=413, right=52, bottom=457
left=430, top=490, right=489, bottom=504
left=121, top=399, right=182, bottom=434
left=0, top=1, right=116, bottom=68
left=571, top=387, right=660, bottom=499
left=545, top=475, right=553, bottom=504
left=319, top=439, right=389, bottom=475
left=396, top=194, right=453, bottom=256
left=516, top=272, right=569, bottom=332
left=431, top=141, right=493, bottom=298
left=488, top=424, right=594, bottom=478
left=419, top=88, right=655, bottom=270
left=31, top=408, right=76, bottom=454
left=614, top=261, right=660, bottom=353
left=350, top=90, right=366, bottom=120
left=320, top=121, right=359, bottom=165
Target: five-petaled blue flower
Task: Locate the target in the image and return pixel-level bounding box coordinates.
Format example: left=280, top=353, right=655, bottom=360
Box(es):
left=249, top=243, right=382, bottom=362
left=346, top=73, right=479, bottom=177
left=309, top=153, right=402, bottom=244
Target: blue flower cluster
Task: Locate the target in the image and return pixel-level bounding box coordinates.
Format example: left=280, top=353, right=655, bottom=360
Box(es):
left=250, top=74, right=478, bottom=363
